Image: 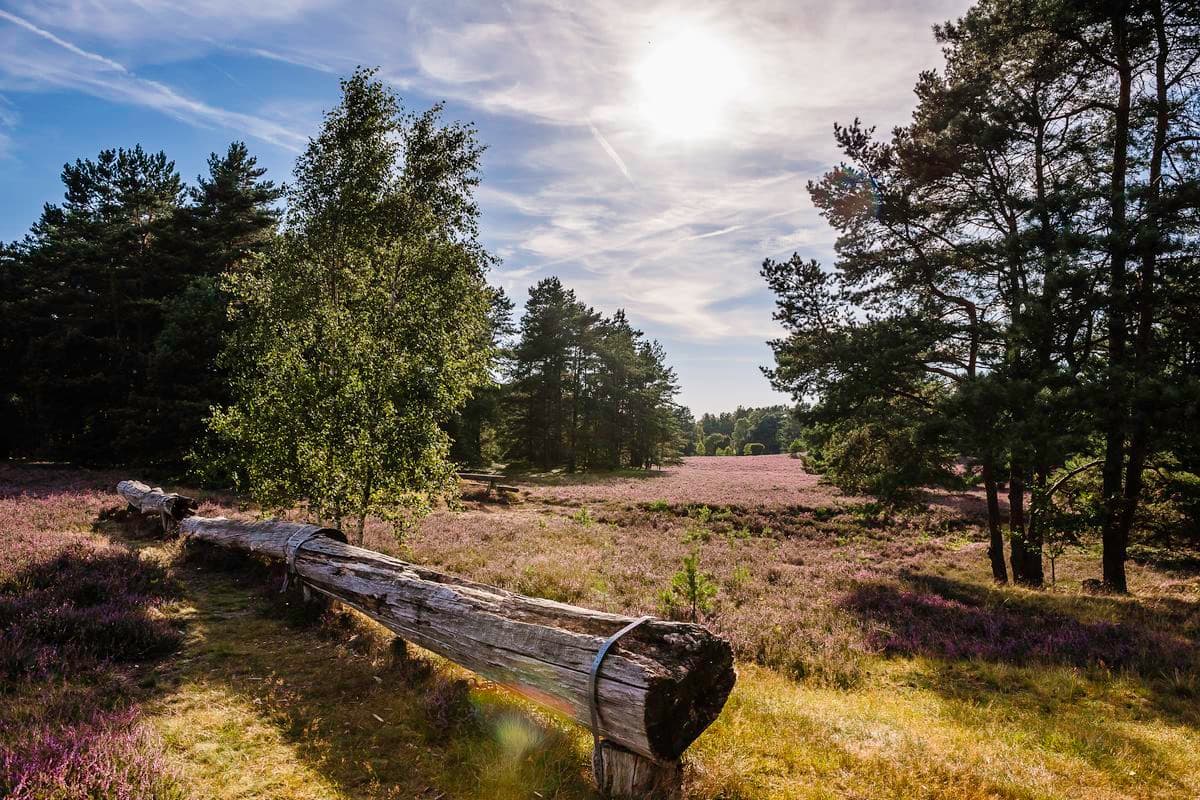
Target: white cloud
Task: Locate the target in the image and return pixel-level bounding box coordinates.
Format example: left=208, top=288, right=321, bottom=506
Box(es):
left=0, top=94, right=16, bottom=158
left=0, top=10, right=128, bottom=73
left=0, top=0, right=973, bottom=407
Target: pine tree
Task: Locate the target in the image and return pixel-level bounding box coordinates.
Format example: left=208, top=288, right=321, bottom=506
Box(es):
left=8, top=146, right=185, bottom=463
left=150, top=143, right=284, bottom=463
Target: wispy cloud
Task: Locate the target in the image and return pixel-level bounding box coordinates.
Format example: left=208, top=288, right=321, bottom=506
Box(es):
left=0, top=0, right=972, bottom=410
left=0, top=94, right=16, bottom=158
left=587, top=122, right=633, bottom=184
left=0, top=9, right=308, bottom=152
left=236, top=46, right=338, bottom=74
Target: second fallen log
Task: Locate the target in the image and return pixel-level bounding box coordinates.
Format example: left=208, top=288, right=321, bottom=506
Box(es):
left=117, top=480, right=197, bottom=524
left=178, top=514, right=735, bottom=762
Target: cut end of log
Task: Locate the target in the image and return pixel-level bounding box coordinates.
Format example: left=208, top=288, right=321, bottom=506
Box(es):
left=635, top=623, right=736, bottom=760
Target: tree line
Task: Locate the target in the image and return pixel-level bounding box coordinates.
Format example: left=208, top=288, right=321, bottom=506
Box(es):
left=693, top=406, right=804, bottom=456
left=0, top=70, right=693, bottom=531
left=495, top=276, right=687, bottom=471
left=1, top=142, right=282, bottom=465
left=763, top=0, right=1200, bottom=591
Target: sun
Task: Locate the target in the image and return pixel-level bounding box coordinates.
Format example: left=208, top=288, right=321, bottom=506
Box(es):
left=635, top=27, right=747, bottom=141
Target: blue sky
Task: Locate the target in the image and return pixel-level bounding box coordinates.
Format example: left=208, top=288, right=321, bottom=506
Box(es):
left=0, top=0, right=968, bottom=415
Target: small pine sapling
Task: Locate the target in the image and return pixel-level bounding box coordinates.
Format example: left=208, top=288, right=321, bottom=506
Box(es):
left=660, top=550, right=718, bottom=622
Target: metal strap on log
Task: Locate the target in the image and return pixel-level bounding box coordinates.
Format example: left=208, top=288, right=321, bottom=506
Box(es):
left=116, top=480, right=735, bottom=798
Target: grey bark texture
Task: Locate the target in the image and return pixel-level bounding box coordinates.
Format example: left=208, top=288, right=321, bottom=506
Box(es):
left=176, top=513, right=736, bottom=761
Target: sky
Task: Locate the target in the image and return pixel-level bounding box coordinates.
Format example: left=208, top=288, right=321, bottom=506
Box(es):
left=0, top=0, right=970, bottom=415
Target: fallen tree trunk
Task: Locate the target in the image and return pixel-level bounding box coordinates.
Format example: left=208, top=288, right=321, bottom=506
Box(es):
left=178, top=514, right=735, bottom=763
left=117, top=480, right=197, bottom=523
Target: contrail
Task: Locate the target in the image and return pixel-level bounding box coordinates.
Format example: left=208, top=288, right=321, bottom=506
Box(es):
left=683, top=224, right=744, bottom=241
left=588, top=122, right=633, bottom=184
left=0, top=10, right=128, bottom=73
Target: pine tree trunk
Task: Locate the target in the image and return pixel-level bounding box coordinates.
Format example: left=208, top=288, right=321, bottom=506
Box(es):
left=1008, top=466, right=1041, bottom=586
left=1100, top=14, right=1134, bottom=594
left=1111, top=0, right=1171, bottom=591
left=982, top=456, right=1008, bottom=583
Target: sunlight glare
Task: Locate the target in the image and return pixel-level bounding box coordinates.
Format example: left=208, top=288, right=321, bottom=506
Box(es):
left=635, top=27, right=747, bottom=141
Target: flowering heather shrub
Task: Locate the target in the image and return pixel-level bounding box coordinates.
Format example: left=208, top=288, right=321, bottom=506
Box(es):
left=843, top=583, right=1199, bottom=675
left=0, top=534, right=180, bottom=679
left=422, top=676, right=479, bottom=742
left=525, top=454, right=853, bottom=507
left=0, top=708, right=182, bottom=800
left=0, top=471, right=184, bottom=800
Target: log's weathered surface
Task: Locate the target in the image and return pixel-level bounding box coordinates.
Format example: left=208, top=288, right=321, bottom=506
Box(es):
left=456, top=472, right=518, bottom=493
left=117, top=480, right=197, bottom=523
left=599, top=741, right=682, bottom=799
left=178, top=514, right=735, bottom=762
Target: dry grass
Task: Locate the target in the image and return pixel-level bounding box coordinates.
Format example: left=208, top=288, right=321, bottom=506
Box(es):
left=3, top=461, right=1199, bottom=799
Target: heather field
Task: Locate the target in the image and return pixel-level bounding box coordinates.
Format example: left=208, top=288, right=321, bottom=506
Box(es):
left=3, top=459, right=1200, bottom=799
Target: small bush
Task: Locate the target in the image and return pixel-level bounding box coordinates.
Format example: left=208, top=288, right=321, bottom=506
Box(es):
left=788, top=438, right=805, bottom=456
left=743, top=442, right=765, bottom=456
left=815, top=422, right=953, bottom=502
left=702, top=433, right=729, bottom=456
left=659, top=551, right=718, bottom=622
left=726, top=565, right=753, bottom=605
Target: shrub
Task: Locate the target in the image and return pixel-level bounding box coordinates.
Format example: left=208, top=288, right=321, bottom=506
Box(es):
left=0, top=708, right=184, bottom=800
left=812, top=422, right=953, bottom=502
left=421, top=676, right=478, bottom=742
left=658, top=551, right=718, bottom=622
left=0, top=540, right=180, bottom=680
left=726, top=565, right=753, bottom=604
left=1, top=522, right=184, bottom=800
left=788, top=438, right=805, bottom=456
left=702, top=433, right=728, bottom=456
left=743, top=442, right=765, bottom=456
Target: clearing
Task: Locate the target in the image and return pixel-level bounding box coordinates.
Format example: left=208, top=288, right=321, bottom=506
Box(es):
left=2, top=456, right=1198, bottom=799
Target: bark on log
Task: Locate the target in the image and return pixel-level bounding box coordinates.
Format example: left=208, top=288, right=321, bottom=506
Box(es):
left=116, top=480, right=197, bottom=524
left=178, top=514, right=735, bottom=761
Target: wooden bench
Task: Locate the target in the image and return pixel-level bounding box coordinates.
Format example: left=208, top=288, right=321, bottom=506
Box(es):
left=456, top=471, right=519, bottom=494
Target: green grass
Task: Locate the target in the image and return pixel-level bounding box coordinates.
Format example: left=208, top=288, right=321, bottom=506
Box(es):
left=126, top=533, right=1200, bottom=800
left=7, top=467, right=1198, bottom=799
left=145, top=545, right=593, bottom=800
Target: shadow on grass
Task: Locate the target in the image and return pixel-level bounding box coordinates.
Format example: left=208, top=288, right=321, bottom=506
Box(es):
left=96, top=514, right=597, bottom=800
left=836, top=572, right=1200, bottom=794
left=0, top=518, right=185, bottom=799
left=841, top=574, right=1200, bottom=726
left=843, top=580, right=1195, bottom=672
